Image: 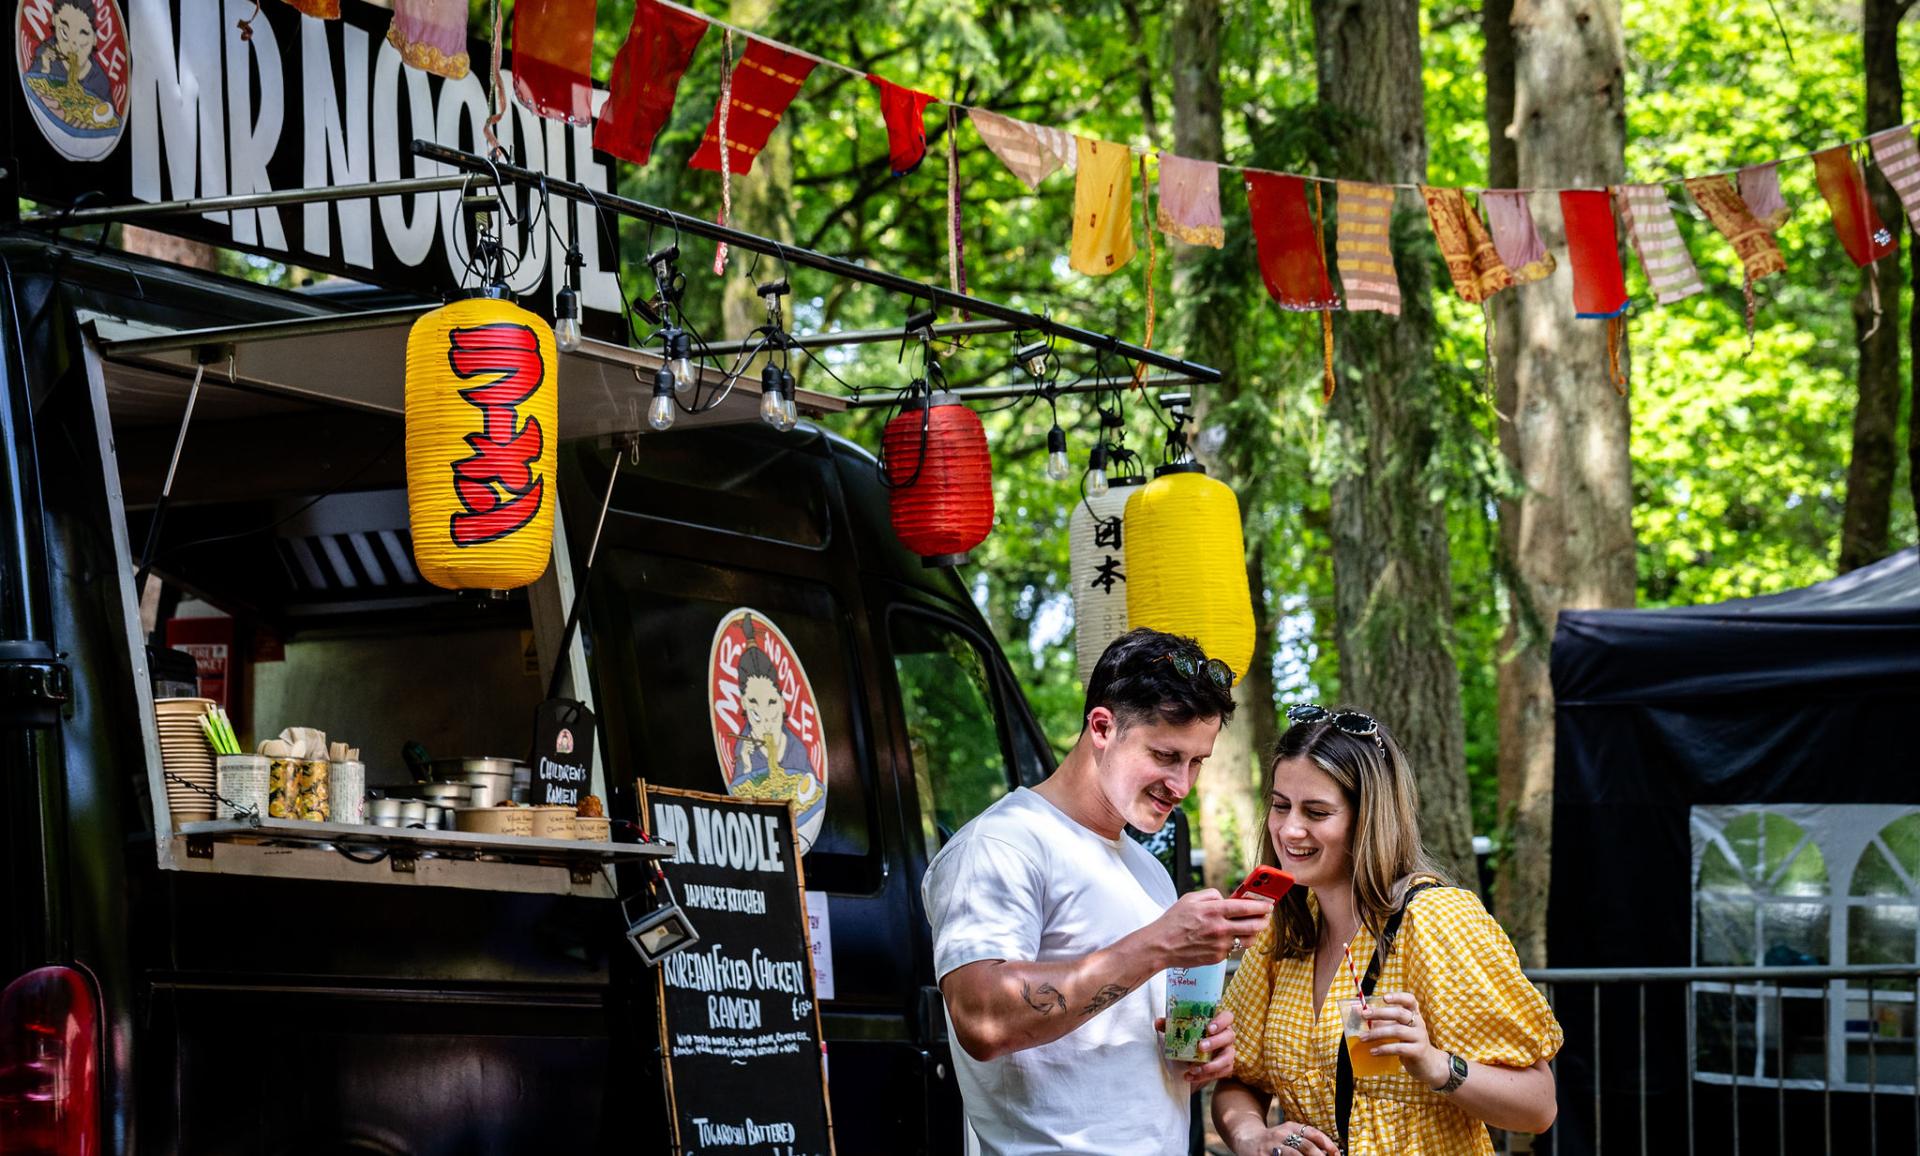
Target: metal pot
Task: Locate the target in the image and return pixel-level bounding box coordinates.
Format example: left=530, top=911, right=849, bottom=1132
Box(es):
left=428, top=757, right=524, bottom=808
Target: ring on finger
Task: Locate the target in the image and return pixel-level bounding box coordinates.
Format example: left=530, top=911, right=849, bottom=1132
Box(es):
left=1282, top=1132, right=1306, bottom=1151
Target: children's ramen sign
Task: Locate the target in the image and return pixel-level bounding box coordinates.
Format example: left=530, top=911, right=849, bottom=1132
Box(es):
left=707, top=608, right=828, bottom=852
left=14, top=0, right=130, bottom=161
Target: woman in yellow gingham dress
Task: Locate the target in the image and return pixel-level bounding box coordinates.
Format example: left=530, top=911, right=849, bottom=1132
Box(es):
left=1212, top=706, right=1562, bottom=1156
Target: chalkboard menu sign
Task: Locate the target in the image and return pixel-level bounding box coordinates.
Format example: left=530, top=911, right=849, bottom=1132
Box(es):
left=643, top=785, right=834, bottom=1156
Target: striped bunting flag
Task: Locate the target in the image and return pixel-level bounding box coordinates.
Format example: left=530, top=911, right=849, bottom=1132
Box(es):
left=1335, top=181, right=1400, bottom=315
left=1614, top=184, right=1705, bottom=305
left=1868, top=127, right=1920, bottom=234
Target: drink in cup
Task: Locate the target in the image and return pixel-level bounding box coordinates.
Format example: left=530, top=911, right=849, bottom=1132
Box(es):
left=1162, top=961, right=1226, bottom=1061
left=1338, top=996, right=1402, bottom=1078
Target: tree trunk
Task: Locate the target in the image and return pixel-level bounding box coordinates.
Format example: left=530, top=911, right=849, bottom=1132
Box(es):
left=1174, top=0, right=1266, bottom=892
left=1493, top=0, right=1637, bottom=967
left=1842, top=0, right=1909, bottom=573
left=120, top=226, right=217, bottom=271
left=1312, top=0, right=1476, bottom=889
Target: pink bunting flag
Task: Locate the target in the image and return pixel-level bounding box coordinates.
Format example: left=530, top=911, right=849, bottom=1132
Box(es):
left=1481, top=191, right=1555, bottom=285
left=1155, top=155, right=1224, bottom=248
left=388, top=0, right=469, bottom=79
left=969, top=109, right=1065, bottom=190
left=1737, top=164, right=1791, bottom=232
left=1867, top=127, right=1920, bottom=234
left=1614, top=184, right=1705, bottom=305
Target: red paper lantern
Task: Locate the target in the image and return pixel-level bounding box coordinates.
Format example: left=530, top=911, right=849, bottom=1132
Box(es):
left=882, top=392, right=995, bottom=567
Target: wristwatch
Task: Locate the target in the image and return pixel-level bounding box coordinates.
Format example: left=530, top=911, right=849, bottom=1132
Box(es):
left=1433, top=1051, right=1468, bottom=1094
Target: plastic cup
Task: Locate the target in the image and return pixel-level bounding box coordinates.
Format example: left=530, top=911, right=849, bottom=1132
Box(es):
left=1338, top=996, right=1404, bottom=1078
left=1162, top=961, right=1226, bottom=1061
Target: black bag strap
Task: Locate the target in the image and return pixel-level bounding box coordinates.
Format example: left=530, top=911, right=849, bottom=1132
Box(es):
left=1334, top=880, right=1441, bottom=1147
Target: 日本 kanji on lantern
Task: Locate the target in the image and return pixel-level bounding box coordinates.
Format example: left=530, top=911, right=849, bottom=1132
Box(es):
left=405, top=298, right=558, bottom=590
left=1123, top=464, right=1254, bottom=684
left=1070, top=477, right=1142, bottom=687
left=881, top=392, right=995, bottom=567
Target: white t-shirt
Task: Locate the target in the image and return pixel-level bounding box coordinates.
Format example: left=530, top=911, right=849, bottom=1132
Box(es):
left=922, top=787, right=1188, bottom=1155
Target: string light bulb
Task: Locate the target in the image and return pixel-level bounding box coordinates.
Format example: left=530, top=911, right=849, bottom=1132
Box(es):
left=1016, top=339, right=1052, bottom=380
left=778, top=368, right=799, bottom=431
left=1045, top=424, right=1071, bottom=482
left=648, top=366, right=677, bottom=431
left=759, top=363, right=786, bottom=427
left=553, top=245, right=584, bottom=352
left=1086, top=441, right=1110, bottom=497
left=663, top=326, right=695, bottom=396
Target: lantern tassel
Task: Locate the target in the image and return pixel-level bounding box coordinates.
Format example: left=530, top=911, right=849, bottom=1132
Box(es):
left=1133, top=152, right=1157, bottom=390
left=1607, top=314, right=1628, bottom=396
left=947, top=106, right=972, bottom=324
left=1314, top=183, right=1336, bottom=404
left=713, top=29, right=734, bottom=276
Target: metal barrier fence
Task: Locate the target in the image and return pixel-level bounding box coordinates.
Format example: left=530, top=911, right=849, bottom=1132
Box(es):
left=1521, top=964, right=1920, bottom=1156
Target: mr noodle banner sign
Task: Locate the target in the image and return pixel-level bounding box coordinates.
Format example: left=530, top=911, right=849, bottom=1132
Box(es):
left=4, top=0, right=621, bottom=331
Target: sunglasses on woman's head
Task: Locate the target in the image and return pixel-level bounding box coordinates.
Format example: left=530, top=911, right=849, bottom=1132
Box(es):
left=1285, top=703, right=1387, bottom=755
left=1154, top=652, right=1235, bottom=690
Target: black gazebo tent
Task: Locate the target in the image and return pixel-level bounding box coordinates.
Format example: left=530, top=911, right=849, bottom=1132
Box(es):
left=1545, top=546, right=1920, bottom=1153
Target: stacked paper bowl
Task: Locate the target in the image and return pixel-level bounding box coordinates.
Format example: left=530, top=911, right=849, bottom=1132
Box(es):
left=155, top=697, right=218, bottom=824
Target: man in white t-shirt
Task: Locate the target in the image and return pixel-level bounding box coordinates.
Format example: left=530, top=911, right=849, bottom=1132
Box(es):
left=923, top=628, right=1276, bottom=1155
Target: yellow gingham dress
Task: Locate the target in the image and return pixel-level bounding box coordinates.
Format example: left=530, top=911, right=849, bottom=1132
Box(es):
left=1219, top=887, right=1562, bottom=1155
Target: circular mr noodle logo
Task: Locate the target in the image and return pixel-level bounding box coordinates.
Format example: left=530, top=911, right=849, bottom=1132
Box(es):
left=16, top=0, right=130, bottom=162
left=708, top=609, right=828, bottom=851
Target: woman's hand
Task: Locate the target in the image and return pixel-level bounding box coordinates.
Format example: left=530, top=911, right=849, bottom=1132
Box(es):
left=1152, top=1008, right=1237, bottom=1085
left=1232, top=1121, right=1340, bottom=1156
left=1360, top=991, right=1449, bottom=1088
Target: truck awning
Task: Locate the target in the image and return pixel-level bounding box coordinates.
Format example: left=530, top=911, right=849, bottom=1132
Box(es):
left=87, top=306, right=845, bottom=437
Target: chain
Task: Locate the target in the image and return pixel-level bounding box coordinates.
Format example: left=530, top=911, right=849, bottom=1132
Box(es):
left=162, top=767, right=260, bottom=824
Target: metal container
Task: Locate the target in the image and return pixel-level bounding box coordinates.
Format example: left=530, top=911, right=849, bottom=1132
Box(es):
left=369, top=798, right=403, bottom=828
left=426, top=757, right=523, bottom=806
left=216, top=755, right=270, bottom=820
left=331, top=760, right=366, bottom=824
left=399, top=800, right=427, bottom=827
left=384, top=782, right=477, bottom=805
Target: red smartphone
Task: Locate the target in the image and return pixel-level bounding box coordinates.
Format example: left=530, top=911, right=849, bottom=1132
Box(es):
left=1230, top=865, right=1295, bottom=902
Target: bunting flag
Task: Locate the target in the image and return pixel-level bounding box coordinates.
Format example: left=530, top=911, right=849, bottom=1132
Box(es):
left=869, top=75, right=938, bottom=176
left=1867, top=127, right=1920, bottom=234
left=1482, top=191, right=1556, bottom=285
left=970, top=110, right=1066, bottom=190
left=1034, top=124, right=1078, bottom=175
left=689, top=39, right=818, bottom=174
left=1614, top=184, right=1705, bottom=305
left=1558, top=190, right=1628, bottom=318
left=594, top=0, right=709, bottom=165
left=388, top=0, right=468, bottom=77
left=1245, top=173, right=1338, bottom=311
left=1335, top=181, right=1400, bottom=316
left=1686, top=175, right=1787, bottom=282
left=1069, top=138, right=1136, bottom=276
left=1737, top=164, right=1791, bottom=231
left=1813, top=147, right=1897, bottom=267
left=511, top=0, right=598, bottom=124
left=1156, top=155, right=1224, bottom=248
left=1422, top=186, right=1513, bottom=304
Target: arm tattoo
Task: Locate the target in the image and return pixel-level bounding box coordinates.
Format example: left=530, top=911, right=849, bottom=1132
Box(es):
left=1022, top=981, right=1068, bottom=1016
left=1080, top=984, right=1132, bottom=1016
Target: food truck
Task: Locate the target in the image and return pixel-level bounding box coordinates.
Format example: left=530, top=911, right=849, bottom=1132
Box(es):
left=0, top=1, right=1227, bottom=1151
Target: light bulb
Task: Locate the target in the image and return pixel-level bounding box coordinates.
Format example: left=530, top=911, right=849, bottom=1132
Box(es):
left=664, top=328, right=696, bottom=396
left=553, top=285, right=582, bottom=352
left=759, top=366, right=786, bottom=427
left=1087, top=466, right=1109, bottom=497
left=1045, top=425, right=1070, bottom=482
left=780, top=396, right=799, bottom=431
left=1015, top=340, right=1052, bottom=380
left=648, top=367, right=677, bottom=431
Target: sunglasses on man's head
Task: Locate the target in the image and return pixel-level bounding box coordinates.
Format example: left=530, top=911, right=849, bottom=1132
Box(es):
left=1285, top=703, right=1387, bottom=754
left=1154, top=652, right=1235, bottom=690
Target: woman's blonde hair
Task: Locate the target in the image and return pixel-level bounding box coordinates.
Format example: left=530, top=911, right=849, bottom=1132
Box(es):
left=1257, top=710, right=1445, bottom=961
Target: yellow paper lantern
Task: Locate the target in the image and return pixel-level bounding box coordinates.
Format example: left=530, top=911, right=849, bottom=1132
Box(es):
left=1070, top=477, right=1143, bottom=687
left=405, top=297, right=558, bottom=590
left=1123, top=464, right=1255, bottom=684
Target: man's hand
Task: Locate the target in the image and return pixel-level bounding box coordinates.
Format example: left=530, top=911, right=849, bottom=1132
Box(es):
left=1146, top=889, right=1274, bottom=968
left=1156, top=1007, right=1238, bottom=1086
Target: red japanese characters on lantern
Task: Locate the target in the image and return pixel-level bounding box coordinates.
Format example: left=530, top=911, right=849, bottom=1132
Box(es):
left=881, top=392, right=994, bottom=567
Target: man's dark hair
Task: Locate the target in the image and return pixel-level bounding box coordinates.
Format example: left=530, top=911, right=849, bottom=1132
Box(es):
left=1082, top=628, right=1236, bottom=732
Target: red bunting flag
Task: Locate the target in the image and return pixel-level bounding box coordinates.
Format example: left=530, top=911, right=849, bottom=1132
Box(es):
left=1245, top=172, right=1337, bottom=311
left=1558, top=190, right=1628, bottom=318
left=594, top=0, right=709, bottom=166
left=869, top=75, right=938, bottom=176
left=1813, top=147, right=1896, bottom=267
left=688, top=39, right=818, bottom=175
left=511, top=0, right=598, bottom=124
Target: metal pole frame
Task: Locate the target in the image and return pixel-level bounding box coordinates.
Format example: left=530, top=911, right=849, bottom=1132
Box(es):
left=408, top=140, right=1222, bottom=385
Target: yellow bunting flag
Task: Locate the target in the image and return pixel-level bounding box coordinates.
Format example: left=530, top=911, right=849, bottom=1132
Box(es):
left=1070, top=138, right=1137, bottom=277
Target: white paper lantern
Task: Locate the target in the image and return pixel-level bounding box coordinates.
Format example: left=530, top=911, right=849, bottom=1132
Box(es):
left=1070, top=477, right=1144, bottom=687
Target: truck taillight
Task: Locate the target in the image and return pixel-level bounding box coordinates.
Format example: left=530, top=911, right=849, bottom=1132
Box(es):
left=0, top=967, right=99, bottom=1156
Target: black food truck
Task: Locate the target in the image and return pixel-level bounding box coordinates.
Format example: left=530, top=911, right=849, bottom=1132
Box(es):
left=1, top=0, right=1214, bottom=1151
